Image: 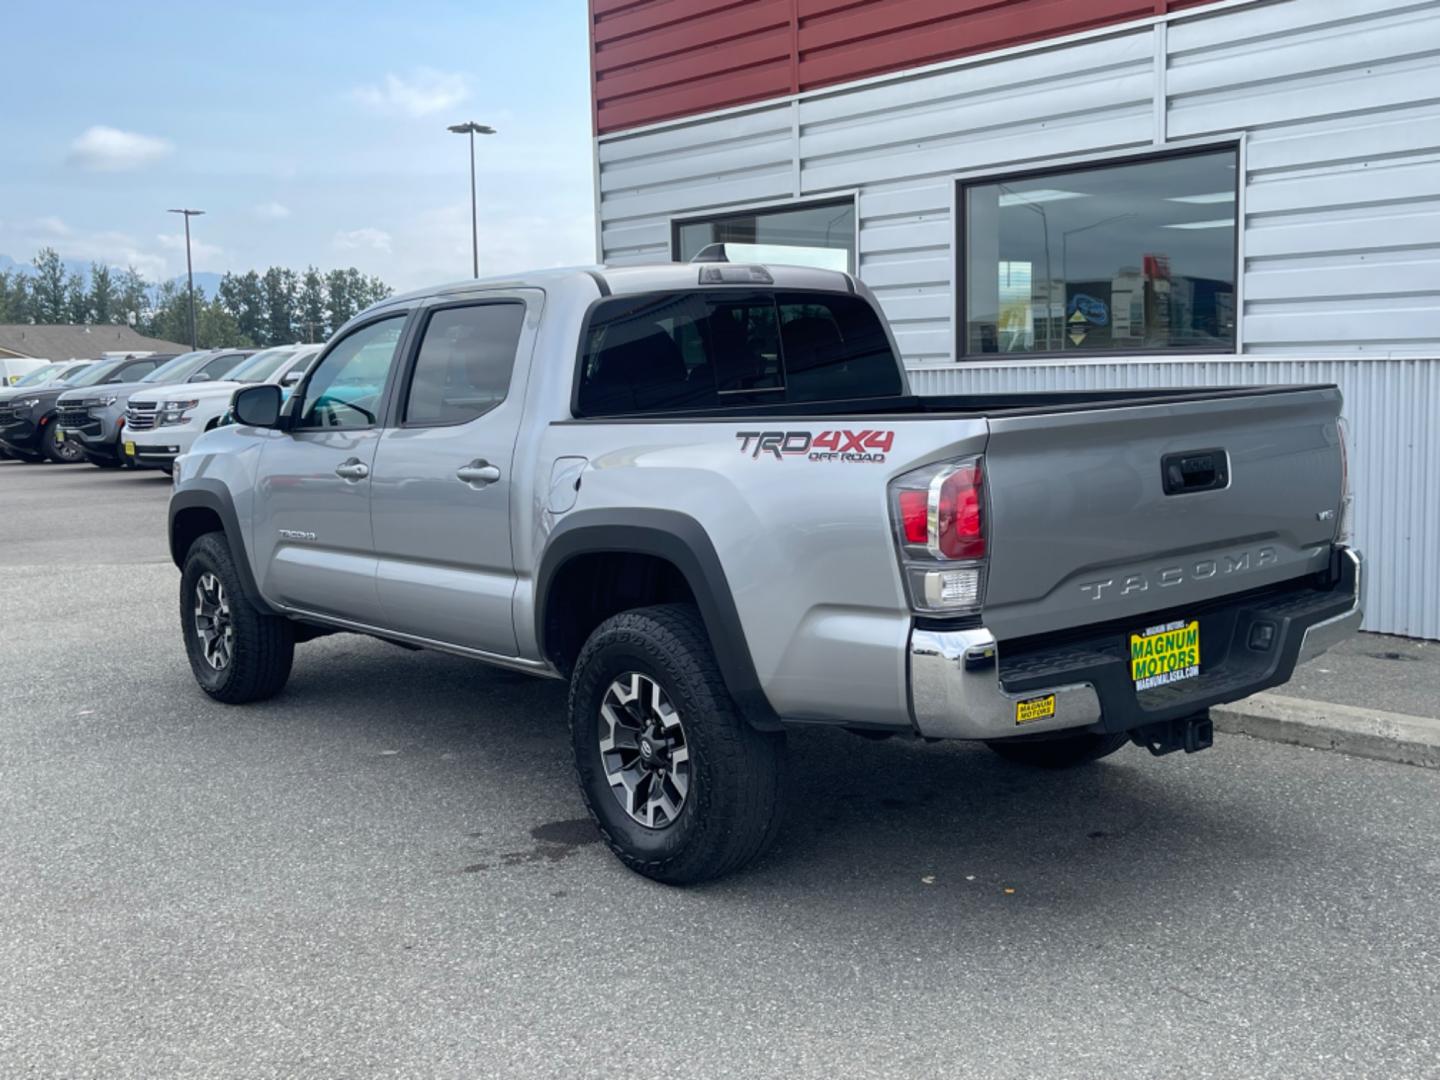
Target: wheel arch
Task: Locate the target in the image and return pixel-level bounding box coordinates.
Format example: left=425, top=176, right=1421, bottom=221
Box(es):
left=536, top=509, right=780, bottom=730
left=169, top=482, right=275, bottom=614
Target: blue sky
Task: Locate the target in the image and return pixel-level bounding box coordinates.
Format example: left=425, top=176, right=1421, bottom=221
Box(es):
left=3, top=0, right=594, bottom=291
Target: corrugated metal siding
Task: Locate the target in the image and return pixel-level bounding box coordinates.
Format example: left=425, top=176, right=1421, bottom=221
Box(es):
left=908, top=357, right=1440, bottom=639
left=1167, top=0, right=1440, bottom=356
left=595, top=0, right=1440, bottom=636
left=591, top=0, right=1206, bottom=134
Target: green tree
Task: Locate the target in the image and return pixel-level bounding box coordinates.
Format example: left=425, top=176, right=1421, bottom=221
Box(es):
left=143, top=279, right=188, bottom=343
left=117, top=266, right=149, bottom=328
left=0, top=271, right=30, bottom=323
left=262, top=266, right=297, bottom=345
left=88, top=263, right=117, bottom=324
left=196, top=294, right=249, bottom=349
left=324, top=268, right=355, bottom=331
left=66, top=271, right=89, bottom=323
left=297, top=266, right=326, bottom=342
left=234, top=270, right=266, bottom=345
left=30, top=248, right=69, bottom=323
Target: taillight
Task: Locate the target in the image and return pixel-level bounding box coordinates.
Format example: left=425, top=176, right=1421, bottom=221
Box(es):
left=889, top=457, right=988, bottom=615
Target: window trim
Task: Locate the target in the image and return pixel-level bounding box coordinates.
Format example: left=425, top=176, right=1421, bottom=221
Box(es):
left=669, top=193, right=859, bottom=273
left=392, top=297, right=530, bottom=430
left=288, top=309, right=414, bottom=432
left=954, top=142, right=1241, bottom=362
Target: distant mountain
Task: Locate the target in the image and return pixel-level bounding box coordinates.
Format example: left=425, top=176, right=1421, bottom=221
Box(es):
left=0, top=254, right=223, bottom=298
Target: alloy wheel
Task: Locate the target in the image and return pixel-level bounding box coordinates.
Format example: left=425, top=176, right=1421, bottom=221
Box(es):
left=193, top=572, right=234, bottom=670
left=598, top=672, right=691, bottom=829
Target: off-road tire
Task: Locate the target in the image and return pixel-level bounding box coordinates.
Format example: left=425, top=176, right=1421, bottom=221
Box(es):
left=43, top=423, right=83, bottom=464
left=986, top=730, right=1131, bottom=769
left=569, top=603, right=786, bottom=885
left=180, top=532, right=294, bottom=704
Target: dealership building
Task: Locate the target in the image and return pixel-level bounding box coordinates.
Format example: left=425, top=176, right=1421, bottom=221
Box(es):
left=588, top=0, right=1440, bottom=639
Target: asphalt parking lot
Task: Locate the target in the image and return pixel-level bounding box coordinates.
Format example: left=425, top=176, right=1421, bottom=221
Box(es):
left=2, top=459, right=1437, bottom=1079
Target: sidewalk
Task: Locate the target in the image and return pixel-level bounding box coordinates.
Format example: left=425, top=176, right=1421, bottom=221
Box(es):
left=1214, top=632, right=1440, bottom=768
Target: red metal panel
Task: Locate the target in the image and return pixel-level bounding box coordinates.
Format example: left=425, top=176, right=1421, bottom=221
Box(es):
left=796, top=0, right=1156, bottom=89
left=591, top=0, right=1211, bottom=134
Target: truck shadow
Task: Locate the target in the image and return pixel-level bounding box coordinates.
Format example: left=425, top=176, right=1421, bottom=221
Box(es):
left=272, top=638, right=1310, bottom=926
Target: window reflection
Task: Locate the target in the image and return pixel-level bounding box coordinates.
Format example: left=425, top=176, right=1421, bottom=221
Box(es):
left=964, top=149, right=1238, bottom=356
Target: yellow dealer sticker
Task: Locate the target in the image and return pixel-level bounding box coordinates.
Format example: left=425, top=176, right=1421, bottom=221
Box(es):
left=1131, top=619, right=1201, bottom=690
left=1015, top=694, right=1056, bottom=725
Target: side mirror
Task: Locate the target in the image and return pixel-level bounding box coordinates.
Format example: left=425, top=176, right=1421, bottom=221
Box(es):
left=281, top=369, right=303, bottom=387
left=188, top=372, right=211, bottom=383
left=232, top=384, right=284, bottom=429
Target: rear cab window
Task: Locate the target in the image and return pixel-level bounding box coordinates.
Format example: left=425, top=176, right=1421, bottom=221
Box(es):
left=575, top=290, right=902, bottom=417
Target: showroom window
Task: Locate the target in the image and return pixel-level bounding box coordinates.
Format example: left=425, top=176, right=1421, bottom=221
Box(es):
left=961, top=148, right=1238, bottom=357
left=673, top=198, right=856, bottom=272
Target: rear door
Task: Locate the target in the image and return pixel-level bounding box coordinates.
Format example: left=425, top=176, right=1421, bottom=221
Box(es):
left=368, top=292, right=537, bottom=655
left=979, top=387, right=1345, bottom=641
left=251, top=313, right=409, bottom=624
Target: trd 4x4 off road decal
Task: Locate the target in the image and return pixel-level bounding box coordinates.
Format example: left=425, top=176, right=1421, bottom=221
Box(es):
left=736, top=430, right=893, bottom=463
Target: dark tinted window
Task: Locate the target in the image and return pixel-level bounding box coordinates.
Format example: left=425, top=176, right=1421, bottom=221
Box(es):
left=576, top=290, right=902, bottom=417
left=963, top=148, right=1237, bottom=356
left=112, top=357, right=159, bottom=381
left=404, top=303, right=525, bottom=425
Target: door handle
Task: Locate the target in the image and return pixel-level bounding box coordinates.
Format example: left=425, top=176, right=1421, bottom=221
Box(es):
left=334, top=458, right=369, bottom=481
left=456, top=459, right=501, bottom=486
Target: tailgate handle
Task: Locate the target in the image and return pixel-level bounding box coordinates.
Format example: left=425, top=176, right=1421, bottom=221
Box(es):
left=1162, top=448, right=1227, bottom=495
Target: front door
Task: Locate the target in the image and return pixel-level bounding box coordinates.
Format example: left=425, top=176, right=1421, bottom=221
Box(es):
left=369, top=294, right=536, bottom=655
left=251, top=314, right=409, bottom=624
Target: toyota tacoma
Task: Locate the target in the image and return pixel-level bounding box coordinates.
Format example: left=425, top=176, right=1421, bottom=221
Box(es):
left=168, top=263, right=1363, bottom=883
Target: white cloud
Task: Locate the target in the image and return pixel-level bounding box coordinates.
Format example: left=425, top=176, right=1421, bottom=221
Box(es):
left=352, top=68, right=470, bottom=118
left=157, top=232, right=223, bottom=262
left=333, top=227, right=393, bottom=254
left=253, top=201, right=291, bottom=221
left=2, top=216, right=171, bottom=280
left=67, top=126, right=174, bottom=171
left=354, top=201, right=593, bottom=292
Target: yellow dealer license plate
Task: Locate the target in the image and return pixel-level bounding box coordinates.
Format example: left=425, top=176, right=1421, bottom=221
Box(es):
left=53, top=428, right=64, bottom=442
left=124, top=440, right=136, bottom=456
left=1130, top=619, right=1200, bottom=691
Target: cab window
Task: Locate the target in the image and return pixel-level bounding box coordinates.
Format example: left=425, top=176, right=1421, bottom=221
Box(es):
left=296, top=316, right=406, bottom=430
left=403, top=303, right=526, bottom=425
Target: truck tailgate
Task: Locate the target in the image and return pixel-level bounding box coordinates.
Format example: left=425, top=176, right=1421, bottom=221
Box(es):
left=981, top=386, right=1344, bottom=641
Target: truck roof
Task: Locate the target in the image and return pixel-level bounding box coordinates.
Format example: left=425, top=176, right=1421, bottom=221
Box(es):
left=373, top=262, right=856, bottom=312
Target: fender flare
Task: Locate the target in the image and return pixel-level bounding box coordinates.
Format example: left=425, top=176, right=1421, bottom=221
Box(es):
left=168, top=482, right=275, bottom=614
left=535, top=509, right=781, bottom=730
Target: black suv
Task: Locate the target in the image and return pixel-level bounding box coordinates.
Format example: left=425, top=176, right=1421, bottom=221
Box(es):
left=0, top=354, right=165, bottom=463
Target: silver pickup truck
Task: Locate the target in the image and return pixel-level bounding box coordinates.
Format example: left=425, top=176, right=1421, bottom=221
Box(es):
left=168, top=262, right=1363, bottom=883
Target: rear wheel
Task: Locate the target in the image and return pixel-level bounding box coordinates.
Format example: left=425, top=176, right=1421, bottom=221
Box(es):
left=180, top=533, right=294, bottom=704
left=43, top=423, right=83, bottom=464
left=569, top=604, right=786, bottom=884
left=986, top=730, right=1130, bottom=769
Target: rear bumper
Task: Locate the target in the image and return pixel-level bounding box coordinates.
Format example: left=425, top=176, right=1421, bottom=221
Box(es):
left=909, top=546, right=1363, bottom=741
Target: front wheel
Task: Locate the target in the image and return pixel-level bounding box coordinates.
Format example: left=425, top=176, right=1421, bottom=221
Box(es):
left=986, top=730, right=1130, bottom=769
left=180, top=533, right=295, bottom=703
left=569, top=604, right=786, bottom=885
left=43, top=424, right=83, bottom=464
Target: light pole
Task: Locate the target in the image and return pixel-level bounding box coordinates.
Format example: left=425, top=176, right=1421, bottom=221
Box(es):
left=447, top=121, right=495, bottom=278
left=167, top=208, right=205, bottom=348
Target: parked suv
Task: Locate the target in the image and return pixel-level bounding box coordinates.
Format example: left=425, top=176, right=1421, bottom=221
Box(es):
left=169, top=265, right=1363, bottom=883
left=55, top=349, right=251, bottom=468
left=0, top=354, right=165, bottom=463
left=0, top=361, right=95, bottom=460
left=126, top=346, right=317, bottom=472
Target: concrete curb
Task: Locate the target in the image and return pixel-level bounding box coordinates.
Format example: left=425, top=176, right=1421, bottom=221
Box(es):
left=1213, top=693, right=1440, bottom=770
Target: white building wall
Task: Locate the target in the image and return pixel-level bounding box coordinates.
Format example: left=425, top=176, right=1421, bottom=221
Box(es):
left=594, top=0, right=1440, bottom=637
